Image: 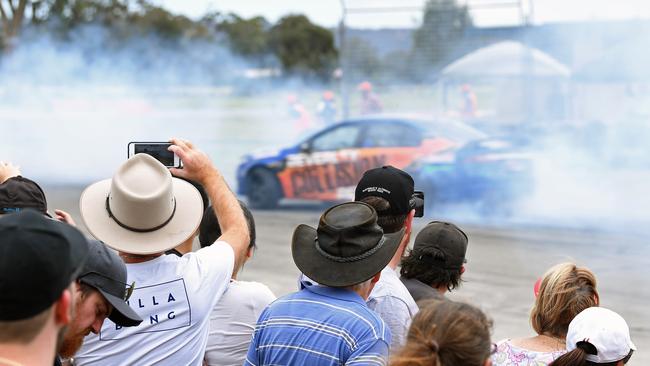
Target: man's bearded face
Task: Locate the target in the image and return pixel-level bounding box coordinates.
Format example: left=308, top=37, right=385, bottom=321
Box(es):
left=58, top=284, right=111, bottom=358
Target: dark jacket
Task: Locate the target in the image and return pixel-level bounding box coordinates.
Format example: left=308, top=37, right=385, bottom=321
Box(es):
left=400, top=277, right=444, bottom=303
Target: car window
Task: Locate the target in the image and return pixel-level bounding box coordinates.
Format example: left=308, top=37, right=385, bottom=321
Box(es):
left=361, top=122, right=423, bottom=147
left=310, top=125, right=361, bottom=151
left=422, top=119, right=486, bottom=144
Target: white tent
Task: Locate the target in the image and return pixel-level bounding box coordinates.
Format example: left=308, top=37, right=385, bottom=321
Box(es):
left=436, top=41, right=571, bottom=125
left=440, top=41, right=570, bottom=80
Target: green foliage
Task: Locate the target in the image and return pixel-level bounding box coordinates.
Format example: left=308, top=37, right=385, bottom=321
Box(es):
left=0, top=1, right=340, bottom=80
left=411, top=0, right=472, bottom=76
left=217, top=13, right=269, bottom=58
left=7, top=0, right=210, bottom=42
left=131, top=3, right=196, bottom=40
left=268, top=14, right=338, bottom=80
left=37, top=0, right=131, bottom=28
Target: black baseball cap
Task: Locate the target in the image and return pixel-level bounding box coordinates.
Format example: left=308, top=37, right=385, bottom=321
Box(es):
left=78, top=240, right=143, bottom=327
left=355, top=166, right=414, bottom=215
left=0, top=176, right=48, bottom=215
left=413, top=221, right=468, bottom=269
left=0, top=209, right=89, bottom=321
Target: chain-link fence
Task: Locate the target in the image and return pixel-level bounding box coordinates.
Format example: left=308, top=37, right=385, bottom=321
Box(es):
left=336, top=0, right=551, bottom=126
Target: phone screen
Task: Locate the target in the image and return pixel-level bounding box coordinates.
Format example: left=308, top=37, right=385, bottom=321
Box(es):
left=133, top=143, right=175, bottom=167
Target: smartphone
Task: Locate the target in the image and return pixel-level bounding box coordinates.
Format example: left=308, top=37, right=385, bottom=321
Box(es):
left=411, top=191, right=425, bottom=218
left=127, top=142, right=181, bottom=168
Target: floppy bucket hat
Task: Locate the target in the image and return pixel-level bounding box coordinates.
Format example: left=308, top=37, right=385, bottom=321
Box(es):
left=566, top=307, right=636, bottom=363
left=80, top=154, right=203, bottom=254
left=292, top=201, right=404, bottom=287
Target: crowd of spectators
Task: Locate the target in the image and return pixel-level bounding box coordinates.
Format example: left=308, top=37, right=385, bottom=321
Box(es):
left=0, top=140, right=636, bottom=366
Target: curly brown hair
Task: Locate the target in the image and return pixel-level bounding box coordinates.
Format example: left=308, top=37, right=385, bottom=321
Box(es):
left=391, top=299, right=493, bottom=366
left=400, top=247, right=463, bottom=291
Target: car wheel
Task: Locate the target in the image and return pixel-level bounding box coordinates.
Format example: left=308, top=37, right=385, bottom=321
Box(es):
left=246, top=168, right=281, bottom=209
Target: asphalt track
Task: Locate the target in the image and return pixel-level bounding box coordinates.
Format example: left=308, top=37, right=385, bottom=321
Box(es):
left=45, top=185, right=650, bottom=364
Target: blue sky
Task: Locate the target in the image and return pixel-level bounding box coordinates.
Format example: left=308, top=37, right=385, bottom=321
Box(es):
left=154, top=0, right=650, bottom=28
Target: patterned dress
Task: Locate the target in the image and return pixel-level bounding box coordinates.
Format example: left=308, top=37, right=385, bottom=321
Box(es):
left=491, top=339, right=566, bottom=366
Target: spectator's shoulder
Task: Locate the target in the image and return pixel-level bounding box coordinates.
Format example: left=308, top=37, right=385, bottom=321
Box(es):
left=231, top=281, right=276, bottom=302
left=194, top=240, right=235, bottom=259
left=178, top=241, right=236, bottom=282
left=346, top=301, right=390, bottom=342
left=264, top=290, right=300, bottom=307
left=367, top=283, right=413, bottom=313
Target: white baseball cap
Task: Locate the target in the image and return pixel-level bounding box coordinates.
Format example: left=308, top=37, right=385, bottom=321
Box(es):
left=566, top=307, right=636, bottom=364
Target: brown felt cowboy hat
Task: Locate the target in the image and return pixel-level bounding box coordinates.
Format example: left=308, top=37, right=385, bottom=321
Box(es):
left=79, top=154, right=203, bottom=254
left=292, top=201, right=404, bottom=287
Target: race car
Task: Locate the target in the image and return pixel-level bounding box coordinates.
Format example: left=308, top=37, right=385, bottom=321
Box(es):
left=408, top=135, right=534, bottom=215
left=237, top=115, right=502, bottom=210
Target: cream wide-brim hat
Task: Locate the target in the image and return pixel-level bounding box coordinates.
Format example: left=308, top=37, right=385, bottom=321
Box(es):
left=80, top=154, right=203, bottom=255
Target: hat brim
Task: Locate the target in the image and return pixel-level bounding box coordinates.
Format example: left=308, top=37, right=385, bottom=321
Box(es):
left=80, top=178, right=203, bottom=255
left=97, top=287, right=143, bottom=327
left=292, top=224, right=404, bottom=287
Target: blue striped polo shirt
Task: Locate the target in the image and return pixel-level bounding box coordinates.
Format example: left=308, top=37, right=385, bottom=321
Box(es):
left=245, top=284, right=391, bottom=366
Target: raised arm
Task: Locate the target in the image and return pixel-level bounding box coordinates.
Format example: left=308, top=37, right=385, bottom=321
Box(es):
left=0, top=161, right=21, bottom=184
left=168, top=138, right=249, bottom=265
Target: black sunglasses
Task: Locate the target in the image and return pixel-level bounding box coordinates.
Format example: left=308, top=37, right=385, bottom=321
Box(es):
left=78, top=271, right=136, bottom=301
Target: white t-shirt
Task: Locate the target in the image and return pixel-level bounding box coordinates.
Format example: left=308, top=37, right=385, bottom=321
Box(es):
left=367, top=266, right=419, bottom=350
left=204, top=280, right=276, bottom=366
left=75, top=242, right=234, bottom=366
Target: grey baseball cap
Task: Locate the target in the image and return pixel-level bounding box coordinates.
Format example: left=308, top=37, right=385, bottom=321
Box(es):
left=77, top=240, right=142, bottom=327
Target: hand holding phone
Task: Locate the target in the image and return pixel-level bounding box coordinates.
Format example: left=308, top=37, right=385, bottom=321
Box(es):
left=127, top=142, right=181, bottom=168
left=411, top=191, right=425, bottom=217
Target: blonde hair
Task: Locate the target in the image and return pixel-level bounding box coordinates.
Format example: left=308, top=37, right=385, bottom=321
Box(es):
left=531, top=263, right=599, bottom=338
left=391, top=299, right=492, bottom=366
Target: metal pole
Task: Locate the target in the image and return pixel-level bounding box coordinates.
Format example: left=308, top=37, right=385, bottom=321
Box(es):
left=338, top=2, right=426, bottom=119
left=339, top=0, right=350, bottom=119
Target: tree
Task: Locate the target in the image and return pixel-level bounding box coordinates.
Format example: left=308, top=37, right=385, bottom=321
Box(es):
left=268, top=14, right=337, bottom=80
left=217, top=14, right=269, bottom=59
left=131, top=3, right=194, bottom=40
left=0, top=0, right=205, bottom=50
left=0, top=0, right=134, bottom=49
left=411, top=0, right=472, bottom=77
left=46, top=0, right=130, bottom=27
left=0, top=0, right=28, bottom=48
